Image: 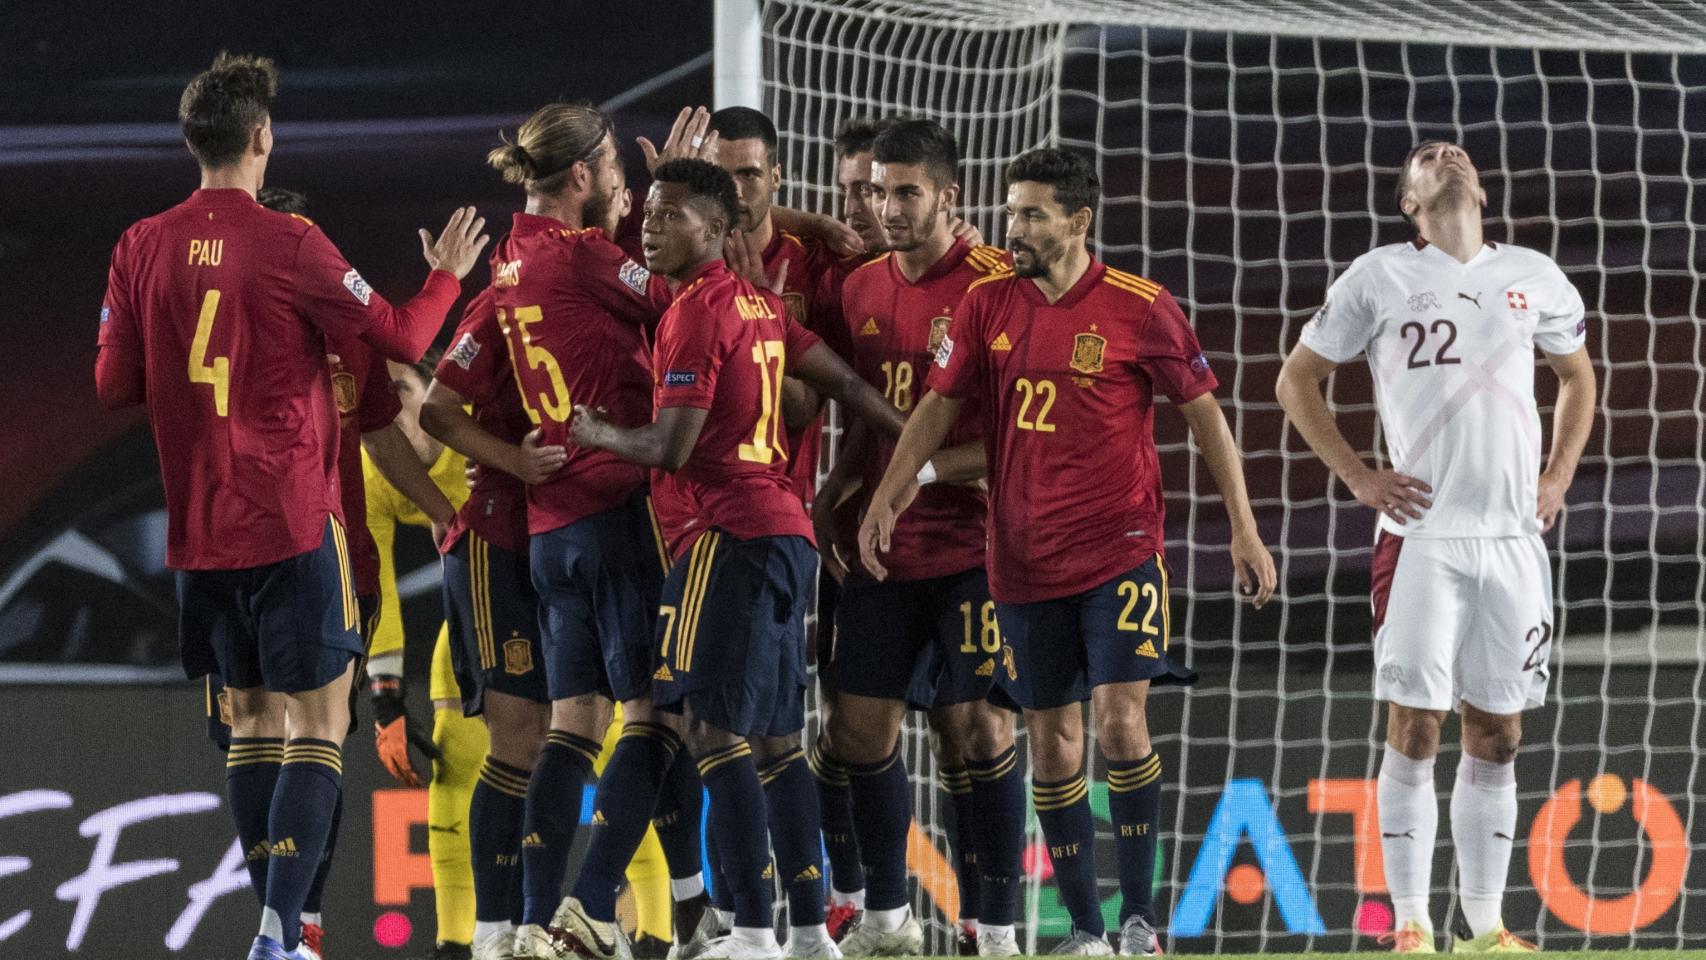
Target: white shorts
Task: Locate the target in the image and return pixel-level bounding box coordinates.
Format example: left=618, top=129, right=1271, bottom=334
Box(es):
left=1370, top=532, right=1554, bottom=714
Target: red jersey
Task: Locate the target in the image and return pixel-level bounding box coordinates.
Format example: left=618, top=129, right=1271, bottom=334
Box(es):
left=653, top=261, right=816, bottom=544
left=926, top=260, right=1217, bottom=603
left=488, top=213, right=670, bottom=535
left=329, top=335, right=402, bottom=596
left=94, top=188, right=461, bottom=570
left=760, top=229, right=843, bottom=505
left=434, top=289, right=532, bottom=556
left=839, top=240, right=1007, bottom=580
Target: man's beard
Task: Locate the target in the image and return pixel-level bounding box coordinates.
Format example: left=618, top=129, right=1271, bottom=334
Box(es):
left=584, top=190, right=615, bottom=234
left=1010, top=238, right=1056, bottom=278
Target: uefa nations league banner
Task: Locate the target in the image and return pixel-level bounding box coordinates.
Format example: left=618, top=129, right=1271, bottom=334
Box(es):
left=2, top=667, right=1700, bottom=958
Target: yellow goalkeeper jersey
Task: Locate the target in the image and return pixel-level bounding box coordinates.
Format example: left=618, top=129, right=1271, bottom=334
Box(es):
left=363, top=443, right=468, bottom=666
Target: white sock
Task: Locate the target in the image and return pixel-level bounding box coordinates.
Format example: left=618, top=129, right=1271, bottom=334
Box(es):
left=259, top=907, right=284, bottom=941
left=1378, top=745, right=1438, bottom=932
left=300, top=912, right=321, bottom=928
left=1451, top=753, right=1518, bottom=938
left=790, top=924, right=832, bottom=947
left=830, top=888, right=866, bottom=909
left=865, top=905, right=910, bottom=933
left=474, top=920, right=515, bottom=945
left=733, top=925, right=780, bottom=949
left=981, top=923, right=1014, bottom=942
left=672, top=874, right=706, bottom=900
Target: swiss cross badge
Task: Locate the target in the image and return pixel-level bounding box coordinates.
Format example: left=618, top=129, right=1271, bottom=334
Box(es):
left=1070, top=332, right=1107, bottom=374
left=1507, top=290, right=1528, bottom=310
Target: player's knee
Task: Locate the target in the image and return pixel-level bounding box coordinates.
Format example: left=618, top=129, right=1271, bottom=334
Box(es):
left=1386, top=707, right=1444, bottom=759
left=828, top=699, right=900, bottom=765
left=965, top=707, right=1016, bottom=761
left=1096, top=708, right=1151, bottom=761
left=1028, top=724, right=1083, bottom=781
left=1461, top=711, right=1521, bottom=764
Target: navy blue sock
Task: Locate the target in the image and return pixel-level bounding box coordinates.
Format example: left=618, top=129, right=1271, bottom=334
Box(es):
left=968, top=747, right=1025, bottom=926
left=471, top=757, right=530, bottom=923
left=941, top=766, right=980, bottom=923
left=1033, top=772, right=1102, bottom=935
left=760, top=748, right=826, bottom=926
left=225, top=737, right=283, bottom=902
left=650, top=747, right=705, bottom=880
left=266, top=739, right=344, bottom=949
left=508, top=840, right=527, bottom=925
left=1107, top=754, right=1163, bottom=925
left=521, top=730, right=599, bottom=926
left=571, top=723, right=681, bottom=922
left=809, top=739, right=864, bottom=896
left=697, top=743, right=774, bottom=929
left=302, top=787, right=342, bottom=916
left=847, top=744, right=912, bottom=911
left=707, top=816, right=733, bottom=913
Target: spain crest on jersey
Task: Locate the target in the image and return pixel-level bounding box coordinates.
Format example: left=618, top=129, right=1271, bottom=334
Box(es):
left=503, top=636, right=534, bottom=676
left=1070, top=332, right=1107, bottom=374
left=332, top=370, right=358, bottom=414
left=929, top=316, right=952, bottom=356
left=782, top=291, right=806, bottom=325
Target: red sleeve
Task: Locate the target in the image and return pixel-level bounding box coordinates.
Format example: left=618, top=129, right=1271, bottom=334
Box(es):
left=290, top=225, right=461, bottom=363
left=653, top=301, right=723, bottom=410
left=433, top=289, right=507, bottom=407
left=94, top=233, right=145, bottom=409
left=577, top=234, right=669, bottom=327
left=784, top=309, right=824, bottom=360
left=354, top=341, right=402, bottom=433
left=925, top=285, right=988, bottom=400
left=812, top=259, right=855, bottom=361
left=1134, top=288, right=1217, bottom=404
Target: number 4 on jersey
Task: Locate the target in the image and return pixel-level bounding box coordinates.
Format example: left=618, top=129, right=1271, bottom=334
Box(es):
left=189, top=289, right=230, bottom=416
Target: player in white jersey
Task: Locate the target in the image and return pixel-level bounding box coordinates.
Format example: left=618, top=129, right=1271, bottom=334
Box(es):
left=1275, top=141, right=1596, bottom=954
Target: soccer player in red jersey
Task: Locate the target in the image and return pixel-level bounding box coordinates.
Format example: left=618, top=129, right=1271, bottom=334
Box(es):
left=92, top=53, right=486, bottom=960
left=815, top=119, right=1023, bottom=959
left=557, top=159, right=902, bottom=960
left=860, top=149, right=1277, bottom=957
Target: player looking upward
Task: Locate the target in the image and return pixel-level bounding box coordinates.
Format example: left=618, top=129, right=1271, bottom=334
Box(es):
left=557, top=158, right=903, bottom=960
left=93, top=51, right=486, bottom=960
left=1275, top=141, right=1595, bottom=954
left=815, top=119, right=1022, bottom=959
left=859, top=148, right=1276, bottom=957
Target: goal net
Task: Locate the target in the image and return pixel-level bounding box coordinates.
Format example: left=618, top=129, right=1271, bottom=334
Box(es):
left=756, top=0, right=1706, bottom=952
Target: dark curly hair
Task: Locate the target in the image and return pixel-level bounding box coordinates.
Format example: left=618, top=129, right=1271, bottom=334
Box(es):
left=1005, top=148, right=1099, bottom=216
left=653, top=158, right=740, bottom=233
left=179, top=51, right=278, bottom=168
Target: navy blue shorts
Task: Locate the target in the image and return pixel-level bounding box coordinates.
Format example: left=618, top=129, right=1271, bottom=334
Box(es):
left=203, top=593, right=375, bottom=749
left=444, top=531, right=549, bottom=715
left=652, top=531, right=814, bottom=737
left=178, top=517, right=364, bottom=698
left=530, top=489, right=667, bottom=703
left=831, top=568, right=1006, bottom=708
left=992, top=554, right=1195, bottom=711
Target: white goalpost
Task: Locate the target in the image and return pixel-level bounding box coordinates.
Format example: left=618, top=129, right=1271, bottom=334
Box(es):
left=721, top=1, right=1706, bottom=952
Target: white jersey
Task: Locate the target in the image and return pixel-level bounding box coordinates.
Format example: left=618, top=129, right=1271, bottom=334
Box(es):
left=1299, top=238, right=1586, bottom=539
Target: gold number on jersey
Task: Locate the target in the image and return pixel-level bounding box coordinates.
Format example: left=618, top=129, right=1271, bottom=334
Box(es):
left=1116, top=581, right=1162, bottom=635
left=738, top=340, right=787, bottom=464
left=498, top=305, right=572, bottom=424
left=1014, top=377, right=1057, bottom=432
left=959, top=600, right=1002, bottom=654
left=657, top=605, right=678, bottom=661
left=880, top=360, right=915, bottom=413
left=188, top=289, right=230, bottom=416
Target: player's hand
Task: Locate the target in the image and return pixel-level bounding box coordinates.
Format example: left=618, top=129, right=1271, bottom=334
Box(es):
left=1345, top=467, right=1432, bottom=525
left=857, top=499, right=901, bottom=581
left=1229, top=527, right=1277, bottom=609
left=725, top=229, right=791, bottom=295
left=464, top=460, right=480, bottom=490
left=1537, top=468, right=1570, bottom=533
left=370, top=674, right=441, bottom=788
left=638, top=106, right=719, bottom=173
left=508, top=429, right=568, bottom=484
left=798, top=212, right=865, bottom=258
left=567, top=405, right=612, bottom=450
left=419, top=206, right=491, bottom=281
left=947, top=215, right=985, bottom=248
left=810, top=495, right=850, bottom=584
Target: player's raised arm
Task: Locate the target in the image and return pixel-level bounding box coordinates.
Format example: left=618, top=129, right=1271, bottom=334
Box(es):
left=1276, top=342, right=1433, bottom=525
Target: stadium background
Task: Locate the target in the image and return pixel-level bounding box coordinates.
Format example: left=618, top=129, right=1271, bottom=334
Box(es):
left=1, top=0, right=1702, bottom=957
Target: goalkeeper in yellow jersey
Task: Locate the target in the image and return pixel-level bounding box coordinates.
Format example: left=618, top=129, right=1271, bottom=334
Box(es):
left=370, top=348, right=674, bottom=960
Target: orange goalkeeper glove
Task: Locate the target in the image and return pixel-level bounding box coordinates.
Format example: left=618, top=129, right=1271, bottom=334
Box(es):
left=370, top=674, right=441, bottom=787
